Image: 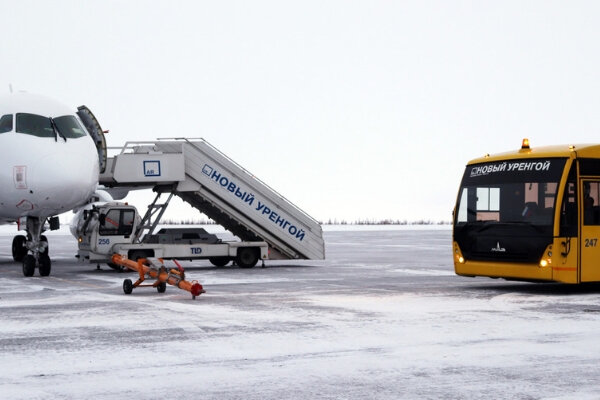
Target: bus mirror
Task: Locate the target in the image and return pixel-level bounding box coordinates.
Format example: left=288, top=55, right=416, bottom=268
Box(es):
left=99, top=213, right=106, bottom=225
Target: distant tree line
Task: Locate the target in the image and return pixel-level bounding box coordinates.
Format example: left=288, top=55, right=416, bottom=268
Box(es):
left=320, top=219, right=451, bottom=225
left=157, top=218, right=451, bottom=226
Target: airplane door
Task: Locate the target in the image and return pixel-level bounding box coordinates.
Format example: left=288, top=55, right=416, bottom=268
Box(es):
left=77, top=105, right=107, bottom=173
left=580, top=179, right=600, bottom=282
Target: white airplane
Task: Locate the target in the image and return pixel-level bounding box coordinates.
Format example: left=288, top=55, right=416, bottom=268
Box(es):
left=0, top=92, right=107, bottom=277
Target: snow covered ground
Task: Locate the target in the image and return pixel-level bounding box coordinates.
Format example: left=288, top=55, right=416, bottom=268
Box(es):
left=1, top=227, right=600, bottom=399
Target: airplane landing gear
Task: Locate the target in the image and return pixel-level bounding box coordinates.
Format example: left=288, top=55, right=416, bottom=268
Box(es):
left=19, top=217, right=53, bottom=277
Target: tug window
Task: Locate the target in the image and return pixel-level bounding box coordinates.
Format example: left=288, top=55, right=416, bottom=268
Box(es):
left=99, top=209, right=135, bottom=236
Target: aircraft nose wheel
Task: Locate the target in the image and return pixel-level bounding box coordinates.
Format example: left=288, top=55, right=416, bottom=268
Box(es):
left=22, top=254, right=52, bottom=277
left=22, top=255, right=36, bottom=277
left=38, top=255, right=52, bottom=276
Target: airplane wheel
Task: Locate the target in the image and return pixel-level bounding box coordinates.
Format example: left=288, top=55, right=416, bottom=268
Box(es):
left=123, top=279, right=133, bottom=294
left=157, top=282, right=167, bottom=293
left=38, top=255, right=51, bottom=277
left=12, top=235, right=27, bottom=262
left=236, top=248, right=259, bottom=268
left=40, top=235, right=49, bottom=256
left=209, top=257, right=230, bottom=267
left=22, top=255, right=36, bottom=277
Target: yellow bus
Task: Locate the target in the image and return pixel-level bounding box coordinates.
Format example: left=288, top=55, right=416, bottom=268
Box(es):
left=453, top=139, right=600, bottom=283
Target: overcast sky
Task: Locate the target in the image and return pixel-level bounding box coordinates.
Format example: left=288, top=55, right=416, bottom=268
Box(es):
left=3, top=1, right=600, bottom=222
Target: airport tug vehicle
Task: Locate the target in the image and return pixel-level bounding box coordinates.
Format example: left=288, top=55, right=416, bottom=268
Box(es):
left=73, top=202, right=269, bottom=297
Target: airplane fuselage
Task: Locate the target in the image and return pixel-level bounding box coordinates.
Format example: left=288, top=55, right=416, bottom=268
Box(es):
left=0, top=93, right=99, bottom=223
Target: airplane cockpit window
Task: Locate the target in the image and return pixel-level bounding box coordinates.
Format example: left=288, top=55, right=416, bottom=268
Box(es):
left=16, top=113, right=87, bottom=139
left=53, top=116, right=87, bottom=138
left=0, top=114, right=12, bottom=133
left=16, top=113, right=56, bottom=138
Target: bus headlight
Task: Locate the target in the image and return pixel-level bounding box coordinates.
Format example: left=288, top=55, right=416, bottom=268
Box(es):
left=539, top=258, right=551, bottom=268
left=454, top=242, right=465, bottom=264
left=539, top=245, right=553, bottom=267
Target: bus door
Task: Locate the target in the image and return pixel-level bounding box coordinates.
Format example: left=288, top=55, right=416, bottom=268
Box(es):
left=580, top=179, right=600, bottom=282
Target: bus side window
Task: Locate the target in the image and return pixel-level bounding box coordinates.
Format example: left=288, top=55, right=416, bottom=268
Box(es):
left=583, top=181, right=600, bottom=225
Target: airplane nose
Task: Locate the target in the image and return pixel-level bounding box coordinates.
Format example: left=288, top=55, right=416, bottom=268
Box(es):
left=29, top=145, right=99, bottom=211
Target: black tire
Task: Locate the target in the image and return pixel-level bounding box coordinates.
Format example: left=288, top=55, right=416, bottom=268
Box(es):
left=38, top=255, right=51, bottom=277
left=12, top=235, right=27, bottom=262
left=236, top=247, right=259, bottom=268
left=129, top=251, right=149, bottom=262
left=209, top=257, right=231, bottom=267
left=157, top=281, right=167, bottom=293
left=107, top=262, right=125, bottom=272
left=123, top=279, right=133, bottom=294
left=40, top=235, right=49, bottom=256
left=22, top=255, right=36, bottom=277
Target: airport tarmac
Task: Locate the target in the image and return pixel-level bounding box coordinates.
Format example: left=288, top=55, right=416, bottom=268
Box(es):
left=2, top=226, right=600, bottom=399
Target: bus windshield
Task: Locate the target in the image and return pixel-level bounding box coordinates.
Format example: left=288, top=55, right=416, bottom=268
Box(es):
left=454, top=158, right=567, bottom=262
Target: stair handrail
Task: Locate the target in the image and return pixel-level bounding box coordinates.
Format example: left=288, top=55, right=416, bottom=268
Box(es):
left=156, top=137, right=322, bottom=227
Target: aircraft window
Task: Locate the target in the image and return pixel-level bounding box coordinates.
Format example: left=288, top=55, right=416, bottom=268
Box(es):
left=0, top=114, right=12, bottom=133
left=53, top=115, right=87, bottom=138
left=16, top=113, right=55, bottom=138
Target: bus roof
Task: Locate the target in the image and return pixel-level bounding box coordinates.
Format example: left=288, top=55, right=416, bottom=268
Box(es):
left=467, top=143, right=600, bottom=165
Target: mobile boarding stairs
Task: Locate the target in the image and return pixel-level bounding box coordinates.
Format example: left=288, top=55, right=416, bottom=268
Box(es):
left=99, top=138, right=325, bottom=262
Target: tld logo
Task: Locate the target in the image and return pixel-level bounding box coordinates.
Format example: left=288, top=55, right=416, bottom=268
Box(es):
left=191, top=247, right=202, bottom=254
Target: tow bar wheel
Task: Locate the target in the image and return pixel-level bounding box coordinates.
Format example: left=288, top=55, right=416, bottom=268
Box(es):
left=123, top=279, right=133, bottom=294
